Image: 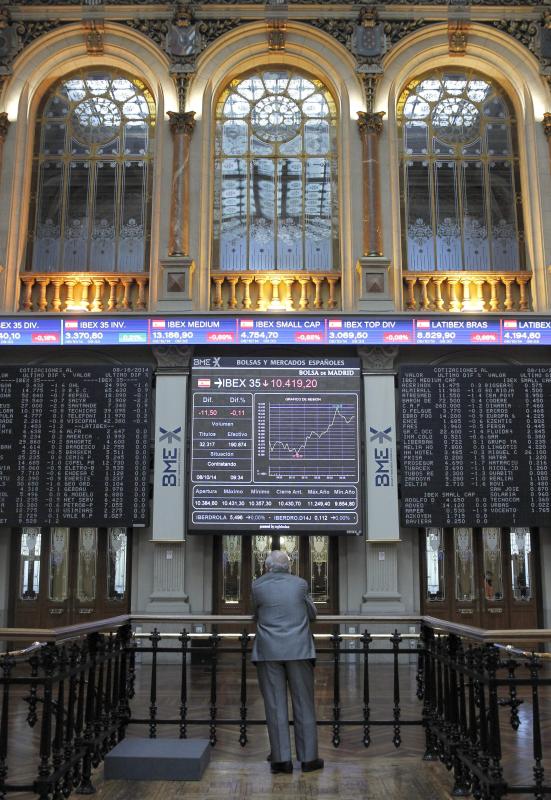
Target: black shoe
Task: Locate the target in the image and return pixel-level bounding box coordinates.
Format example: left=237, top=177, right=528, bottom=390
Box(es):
left=271, top=760, right=293, bottom=774
left=301, top=758, right=324, bottom=773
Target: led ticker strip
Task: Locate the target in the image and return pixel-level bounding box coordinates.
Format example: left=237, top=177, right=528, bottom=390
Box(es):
left=1, top=315, right=551, bottom=346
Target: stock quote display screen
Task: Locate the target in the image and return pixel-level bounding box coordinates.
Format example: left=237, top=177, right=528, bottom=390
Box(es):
left=0, top=366, right=152, bottom=527
left=189, top=357, right=362, bottom=533
left=399, top=365, right=551, bottom=527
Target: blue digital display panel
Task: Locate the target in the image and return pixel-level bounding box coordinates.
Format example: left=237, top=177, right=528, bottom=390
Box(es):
left=62, top=317, right=148, bottom=345
left=2, top=315, right=551, bottom=346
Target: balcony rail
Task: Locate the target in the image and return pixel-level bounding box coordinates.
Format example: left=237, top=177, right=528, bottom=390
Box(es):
left=210, top=271, right=341, bottom=311
left=19, top=272, right=149, bottom=313
left=402, top=271, right=532, bottom=312
left=1, top=614, right=550, bottom=799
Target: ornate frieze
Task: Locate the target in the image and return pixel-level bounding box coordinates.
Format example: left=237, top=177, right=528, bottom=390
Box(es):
left=0, top=112, right=9, bottom=141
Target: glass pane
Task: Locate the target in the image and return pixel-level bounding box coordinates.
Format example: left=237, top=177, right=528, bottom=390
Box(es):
left=20, top=528, right=41, bottom=600
left=219, top=157, right=247, bottom=270
left=405, top=161, right=433, bottom=271
left=489, top=161, right=519, bottom=270
left=222, top=119, right=248, bottom=156
left=510, top=527, right=532, bottom=601
left=222, top=535, right=242, bottom=604
left=77, top=528, right=97, bottom=602
left=435, top=161, right=461, bottom=270
left=277, top=159, right=302, bottom=270
left=32, top=161, right=63, bottom=271
left=63, top=161, right=89, bottom=269
left=107, top=528, right=127, bottom=600
left=454, top=527, right=475, bottom=602
left=49, top=527, right=69, bottom=602
left=119, top=161, right=147, bottom=271
left=482, top=527, right=503, bottom=601
left=405, top=121, right=427, bottom=155
left=279, top=535, right=299, bottom=575
left=249, top=159, right=275, bottom=270
left=252, top=535, right=271, bottom=580
left=425, top=528, right=445, bottom=601
left=90, top=161, right=116, bottom=271
left=310, top=535, right=329, bottom=604
left=463, top=161, right=489, bottom=270
left=305, top=158, right=332, bottom=271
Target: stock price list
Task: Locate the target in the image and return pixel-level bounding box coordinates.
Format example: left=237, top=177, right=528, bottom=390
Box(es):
left=399, top=365, right=551, bottom=527
left=0, top=366, right=152, bottom=526
left=189, top=357, right=362, bottom=533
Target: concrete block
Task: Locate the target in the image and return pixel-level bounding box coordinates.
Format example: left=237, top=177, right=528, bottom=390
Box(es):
left=104, top=737, right=210, bottom=781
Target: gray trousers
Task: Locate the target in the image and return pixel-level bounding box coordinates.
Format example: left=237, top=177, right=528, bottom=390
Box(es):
left=256, top=660, right=319, bottom=763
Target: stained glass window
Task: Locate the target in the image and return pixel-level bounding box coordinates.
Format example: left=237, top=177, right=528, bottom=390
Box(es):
left=425, top=527, right=445, bottom=601
left=397, top=71, right=524, bottom=272
left=27, top=70, right=155, bottom=272
left=214, top=70, right=338, bottom=271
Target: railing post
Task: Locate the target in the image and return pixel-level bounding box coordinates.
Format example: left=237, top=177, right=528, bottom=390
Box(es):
left=421, top=624, right=439, bottom=761
left=486, top=645, right=505, bottom=799
left=239, top=629, right=249, bottom=747
left=148, top=628, right=160, bottom=739
left=77, top=633, right=98, bottom=795
left=179, top=628, right=189, bottom=740
left=391, top=629, right=402, bottom=748
left=331, top=625, right=341, bottom=747
left=209, top=628, right=220, bottom=746
left=361, top=629, right=372, bottom=747
left=117, top=623, right=133, bottom=743
left=37, top=643, right=57, bottom=800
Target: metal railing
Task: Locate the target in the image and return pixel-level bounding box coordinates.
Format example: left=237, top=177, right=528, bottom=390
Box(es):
left=1, top=614, right=550, bottom=799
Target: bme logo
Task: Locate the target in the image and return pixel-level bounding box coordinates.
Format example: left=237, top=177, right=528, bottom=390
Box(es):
left=159, top=427, right=181, bottom=444
left=370, top=427, right=393, bottom=487
left=159, top=427, right=181, bottom=486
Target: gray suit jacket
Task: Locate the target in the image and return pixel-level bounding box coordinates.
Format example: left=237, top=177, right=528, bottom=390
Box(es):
left=251, top=570, right=317, bottom=662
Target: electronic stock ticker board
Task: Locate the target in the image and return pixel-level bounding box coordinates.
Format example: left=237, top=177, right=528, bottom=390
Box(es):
left=189, top=357, right=362, bottom=533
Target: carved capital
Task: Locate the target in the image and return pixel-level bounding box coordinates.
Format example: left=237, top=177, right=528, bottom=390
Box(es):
left=357, top=110, right=385, bottom=136
left=0, top=112, right=9, bottom=141
left=152, top=345, right=193, bottom=371
left=543, top=112, right=551, bottom=139
left=167, top=110, right=196, bottom=136
left=358, top=346, right=398, bottom=373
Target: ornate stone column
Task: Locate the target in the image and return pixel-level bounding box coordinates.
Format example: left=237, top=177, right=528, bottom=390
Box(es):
left=167, top=110, right=195, bottom=257
left=160, top=111, right=196, bottom=308
left=356, top=111, right=393, bottom=310
left=357, top=110, right=384, bottom=258
left=0, top=113, right=10, bottom=185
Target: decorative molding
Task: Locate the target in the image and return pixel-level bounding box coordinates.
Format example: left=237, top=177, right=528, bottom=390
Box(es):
left=167, top=109, right=196, bottom=135
left=267, top=18, right=286, bottom=50
left=357, top=110, right=384, bottom=136
left=448, top=19, right=469, bottom=55
left=84, top=19, right=104, bottom=54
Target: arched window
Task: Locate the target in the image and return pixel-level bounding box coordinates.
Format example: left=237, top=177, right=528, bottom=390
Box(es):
left=397, top=70, right=525, bottom=272
left=213, top=69, right=338, bottom=272
left=27, top=70, right=155, bottom=273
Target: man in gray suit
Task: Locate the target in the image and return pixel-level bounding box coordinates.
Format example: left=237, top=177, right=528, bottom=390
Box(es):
left=251, top=550, right=324, bottom=775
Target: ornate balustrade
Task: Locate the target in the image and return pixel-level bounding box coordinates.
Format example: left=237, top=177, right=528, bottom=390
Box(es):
left=210, top=271, right=341, bottom=311
left=2, top=615, right=551, bottom=799
left=19, top=272, right=149, bottom=312
left=402, top=271, right=532, bottom=312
